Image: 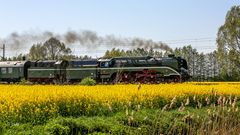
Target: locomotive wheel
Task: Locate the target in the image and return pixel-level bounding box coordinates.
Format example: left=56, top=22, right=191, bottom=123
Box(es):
left=134, top=70, right=157, bottom=84
left=173, top=76, right=181, bottom=82
left=136, top=76, right=147, bottom=83
left=166, top=75, right=181, bottom=83
left=128, top=73, right=135, bottom=83
left=149, top=75, right=157, bottom=84
left=111, top=73, right=120, bottom=84
left=111, top=72, right=133, bottom=84
left=121, top=72, right=133, bottom=83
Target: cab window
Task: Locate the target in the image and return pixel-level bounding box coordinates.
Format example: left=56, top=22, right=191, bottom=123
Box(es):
left=100, top=62, right=109, bottom=68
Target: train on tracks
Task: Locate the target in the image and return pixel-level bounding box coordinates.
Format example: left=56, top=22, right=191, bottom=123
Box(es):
left=0, top=55, right=189, bottom=84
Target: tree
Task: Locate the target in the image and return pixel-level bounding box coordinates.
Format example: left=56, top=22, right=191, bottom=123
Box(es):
left=173, top=45, right=198, bottom=80
left=28, top=37, right=72, bottom=60
left=28, top=43, right=47, bottom=60
left=103, top=48, right=126, bottom=58
left=12, top=53, right=27, bottom=61
left=205, top=51, right=219, bottom=81
left=43, top=37, right=72, bottom=60
left=217, top=5, right=240, bottom=80
left=103, top=48, right=166, bottom=58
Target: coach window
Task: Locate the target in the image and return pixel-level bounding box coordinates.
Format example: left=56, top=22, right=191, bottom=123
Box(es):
left=1, top=68, right=7, bottom=74
left=8, top=68, right=13, bottom=74
left=19, top=68, right=22, bottom=73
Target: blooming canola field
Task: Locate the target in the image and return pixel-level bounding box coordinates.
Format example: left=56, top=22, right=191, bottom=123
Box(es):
left=0, top=82, right=240, bottom=124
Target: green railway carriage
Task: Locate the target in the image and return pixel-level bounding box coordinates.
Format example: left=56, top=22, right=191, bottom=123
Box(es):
left=0, top=61, right=31, bottom=83
left=28, top=60, right=68, bottom=83
left=66, top=60, right=98, bottom=83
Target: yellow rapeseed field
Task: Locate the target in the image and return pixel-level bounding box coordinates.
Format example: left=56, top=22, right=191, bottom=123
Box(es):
left=0, top=82, right=239, bottom=123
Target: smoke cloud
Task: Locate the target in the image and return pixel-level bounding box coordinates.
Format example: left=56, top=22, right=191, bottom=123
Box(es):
left=0, top=30, right=172, bottom=56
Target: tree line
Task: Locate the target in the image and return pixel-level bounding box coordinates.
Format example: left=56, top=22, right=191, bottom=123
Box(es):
left=1, top=5, right=240, bottom=81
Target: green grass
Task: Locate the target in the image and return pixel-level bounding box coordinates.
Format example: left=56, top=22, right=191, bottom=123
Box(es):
left=1, top=106, right=240, bottom=135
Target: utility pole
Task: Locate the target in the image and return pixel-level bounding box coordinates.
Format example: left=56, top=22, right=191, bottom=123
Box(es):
left=0, top=44, right=5, bottom=61
left=192, top=52, right=195, bottom=81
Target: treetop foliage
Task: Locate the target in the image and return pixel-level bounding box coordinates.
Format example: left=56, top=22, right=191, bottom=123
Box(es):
left=217, top=5, right=240, bottom=81
left=29, top=37, right=72, bottom=60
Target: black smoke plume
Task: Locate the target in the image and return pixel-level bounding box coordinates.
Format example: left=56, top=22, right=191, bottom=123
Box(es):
left=0, top=30, right=172, bottom=55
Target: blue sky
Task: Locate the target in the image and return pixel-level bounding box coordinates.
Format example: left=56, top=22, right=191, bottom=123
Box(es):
left=0, top=0, right=239, bottom=56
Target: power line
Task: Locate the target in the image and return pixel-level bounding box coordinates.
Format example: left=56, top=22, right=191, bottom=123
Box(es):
left=72, top=46, right=217, bottom=54
left=165, top=40, right=215, bottom=45
left=162, top=37, right=215, bottom=42
left=65, top=37, right=216, bottom=46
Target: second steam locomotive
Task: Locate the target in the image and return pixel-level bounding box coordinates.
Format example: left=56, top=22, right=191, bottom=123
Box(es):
left=0, top=55, right=189, bottom=84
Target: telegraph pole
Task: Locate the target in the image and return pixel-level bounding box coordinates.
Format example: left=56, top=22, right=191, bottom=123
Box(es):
left=192, top=52, right=195, bottom=81
left=0, top=44, right=5, bottom=61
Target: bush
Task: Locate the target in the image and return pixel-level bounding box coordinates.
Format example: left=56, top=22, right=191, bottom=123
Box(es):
left=80, top=77, right=96, bottom=86
left=45, top=123, right=70, bottom=135
left=44, top=116, right=127, bottom=135
left=19, top=78, right=29, bottom=85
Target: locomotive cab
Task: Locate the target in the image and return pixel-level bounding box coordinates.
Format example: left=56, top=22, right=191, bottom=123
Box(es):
left=99, top=61, right=110, bottom=68
left=98, top=59, right=114, bottom=68
left=97, top=59, right=114, bottom=82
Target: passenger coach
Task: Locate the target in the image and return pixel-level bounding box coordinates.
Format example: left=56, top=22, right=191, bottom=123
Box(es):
left=0, top=61, right=31, bottom=83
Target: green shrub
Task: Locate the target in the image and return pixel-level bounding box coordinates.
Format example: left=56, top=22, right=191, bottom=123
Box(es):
left=80, top=77, right=96, bottom=86
left=45, top=123, right=70, bottom=135
left=19, top=78, right=29, bottom=85
left=3, top=123, right=45, bottom=135
left=0, top=122, right=7, bottom=135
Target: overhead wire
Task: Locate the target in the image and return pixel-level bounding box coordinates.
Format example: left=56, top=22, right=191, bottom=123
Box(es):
left=72, top=37, right=217, bottom=54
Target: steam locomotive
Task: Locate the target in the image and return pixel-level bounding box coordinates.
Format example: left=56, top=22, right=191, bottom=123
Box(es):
left=0, top=55, right=189, bottom=84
